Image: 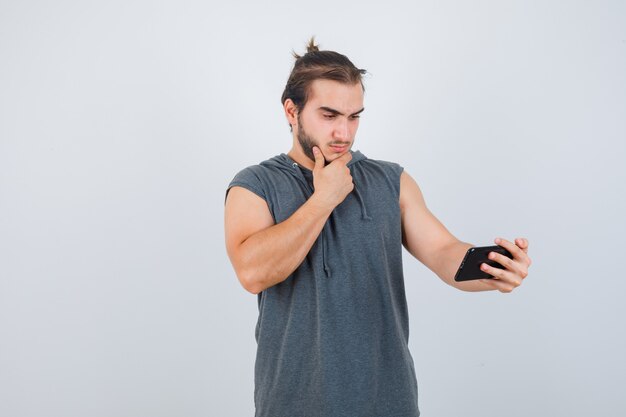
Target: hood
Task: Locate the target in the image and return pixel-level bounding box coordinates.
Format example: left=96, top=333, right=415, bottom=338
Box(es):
left=260, top=150, right=371, bottom=278
left=261, top=149, right=367, bottom=170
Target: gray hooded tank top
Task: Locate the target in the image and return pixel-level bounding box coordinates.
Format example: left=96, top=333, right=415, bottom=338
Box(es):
left=226, top=150, right=420, bottom=417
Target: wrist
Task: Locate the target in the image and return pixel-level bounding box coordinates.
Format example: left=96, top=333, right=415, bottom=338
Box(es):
left=308, top=192, right=335, bottom=216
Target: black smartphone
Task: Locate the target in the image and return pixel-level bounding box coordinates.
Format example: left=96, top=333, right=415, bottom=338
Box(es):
left=454, top=245, right=513, bottom=282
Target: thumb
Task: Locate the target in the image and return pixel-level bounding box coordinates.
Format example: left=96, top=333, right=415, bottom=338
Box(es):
left=312, top=147, right=325, bottom=171
left=516, top=237, right=529, bottom=253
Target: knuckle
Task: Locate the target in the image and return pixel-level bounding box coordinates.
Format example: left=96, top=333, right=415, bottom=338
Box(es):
left=520, top=269, right=528, bottom=279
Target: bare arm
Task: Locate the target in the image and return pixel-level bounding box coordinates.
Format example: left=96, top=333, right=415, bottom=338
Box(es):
left=225, top=147, right=354, bottom=294
left=400, top=172, right=531, bottom=292
left=399, top=171, right=496, bottom=292
left=224, top=186, right=334, bottom=294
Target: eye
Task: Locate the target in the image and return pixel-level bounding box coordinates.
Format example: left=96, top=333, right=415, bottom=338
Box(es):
left=351, top=115, right=361, bottom=119
left=323, top=114, right=336, bottom=119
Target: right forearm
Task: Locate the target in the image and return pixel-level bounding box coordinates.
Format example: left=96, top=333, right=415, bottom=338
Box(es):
left=237, top=194, right=333, bottom=293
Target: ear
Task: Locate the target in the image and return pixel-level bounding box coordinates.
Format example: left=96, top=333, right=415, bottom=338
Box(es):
left=283, top=99, right=298, bottom=128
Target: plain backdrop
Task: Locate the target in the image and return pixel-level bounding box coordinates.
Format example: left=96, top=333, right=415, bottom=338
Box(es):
left=1, top=1, right=625, bottom=416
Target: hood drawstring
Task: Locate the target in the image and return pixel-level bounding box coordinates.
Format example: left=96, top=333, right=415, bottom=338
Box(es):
left=268, top=152, right=370, bottom=279
left=321, top=224, right=331, bottom=277
left=352, top=183, right=372, bottom=221
left=289, top=162, right=332, bottom=277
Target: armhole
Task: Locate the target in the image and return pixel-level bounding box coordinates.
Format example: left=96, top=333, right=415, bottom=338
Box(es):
left=225, top=182, right=266, bottom=205
left=225, top=182, right=275, bottom=224
left=394, top=162, right=405, bottom=199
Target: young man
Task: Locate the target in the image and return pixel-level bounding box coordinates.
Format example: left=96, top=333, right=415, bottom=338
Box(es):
left=224, top=38, right=531, bottom=417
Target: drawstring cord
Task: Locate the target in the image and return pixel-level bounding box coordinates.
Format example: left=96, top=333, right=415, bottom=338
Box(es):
left=352, top=183, right=372, bottom=221
left=292, top=162, right=332, bottom=278
left=291, top=161, right=371, bottom=277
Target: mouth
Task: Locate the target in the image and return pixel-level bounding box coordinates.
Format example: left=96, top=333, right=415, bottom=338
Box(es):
left=329, top=143, right=350, bottom=153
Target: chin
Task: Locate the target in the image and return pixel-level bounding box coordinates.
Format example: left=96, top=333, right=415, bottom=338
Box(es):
left=324, top=151, right=348, bottom=161
left=326, top=145, right=352, bottom=155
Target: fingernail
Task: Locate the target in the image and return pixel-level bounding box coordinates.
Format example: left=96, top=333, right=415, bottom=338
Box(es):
left=495, top=238, right=501, bottom=244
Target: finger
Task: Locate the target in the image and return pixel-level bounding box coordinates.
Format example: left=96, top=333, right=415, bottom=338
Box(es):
left=479, top=278, right=516, bottom=294
left=487, top=251, right=529, bottom=280
left=495, top=237, right=528, bottom=264
left=477, top=278, right=499, bottom=290
left=312, top=146, right=325, bottom=171
left=487, top=251, right=515, bottom=270
left=480, top=262, right=523, bottom=289
left=479, top=272, right=518, bottom=294
left=335, top=150, right=353, bottom=165
left=511, top=237, right=532, bottom=267
left=515, top=237, right=532, bottom=265
left=515, top=237, right=529, bottom=253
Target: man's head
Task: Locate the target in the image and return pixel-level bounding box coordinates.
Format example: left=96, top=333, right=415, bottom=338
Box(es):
left=282, top=38, right=367, bottom=166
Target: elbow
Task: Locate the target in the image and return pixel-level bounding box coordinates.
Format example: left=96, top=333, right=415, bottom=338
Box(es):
left=237, top=267, right=263, bottom=295
left=244, top=282, right=262, bottom=295
left=229, top=248, right=264, bottom=294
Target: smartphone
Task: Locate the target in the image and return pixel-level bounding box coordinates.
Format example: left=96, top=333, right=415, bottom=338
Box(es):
left=454, top=245, right=513, bottom=282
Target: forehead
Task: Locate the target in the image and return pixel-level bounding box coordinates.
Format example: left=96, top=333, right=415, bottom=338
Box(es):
left=306, top=79, right=364, bottom=112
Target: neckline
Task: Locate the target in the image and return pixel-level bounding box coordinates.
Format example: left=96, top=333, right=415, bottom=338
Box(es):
left=282, top=153, right=313, bottom=172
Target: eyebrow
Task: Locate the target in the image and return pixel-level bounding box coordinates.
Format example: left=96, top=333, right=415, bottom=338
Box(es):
left=319, top=106, right=365, bottom=117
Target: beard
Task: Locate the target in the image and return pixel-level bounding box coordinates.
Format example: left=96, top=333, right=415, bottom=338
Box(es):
left=296, top=114, right=322, bottom=165
left=296, top=114, right=351, bottom=166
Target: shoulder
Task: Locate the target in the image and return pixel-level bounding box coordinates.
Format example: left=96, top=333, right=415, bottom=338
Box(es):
left=356, top=157, right=405, bottom=194
left=227, top=164, right=267, bottom=201
left=230, top=163, right=268, bottom=184
left=230, top=154, right=292, bottom=182
left=398, top=170, right=426, bottom=214
left=226, top=157, right=281, bottom=203
left=226, top=155, right=292, bottom=203
left=359, top=157, right=404, bottom=175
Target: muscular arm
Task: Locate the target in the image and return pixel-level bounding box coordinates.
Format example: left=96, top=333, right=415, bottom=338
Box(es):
left=399, top=171, right=495, bottom=292
left=225, top=148, right=354, bottom=294
left=224, top=186, right=332, bottom=294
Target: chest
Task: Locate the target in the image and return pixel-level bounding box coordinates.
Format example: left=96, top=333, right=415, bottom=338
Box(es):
left=265, top=173, right=401, bottom=246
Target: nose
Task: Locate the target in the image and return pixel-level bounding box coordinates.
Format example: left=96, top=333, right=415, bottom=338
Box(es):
left=333, top=118, right=349, bottom=141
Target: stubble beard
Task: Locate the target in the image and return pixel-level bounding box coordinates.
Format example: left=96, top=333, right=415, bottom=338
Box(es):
left=296, top=114, right=322, bottom=165
left=296, top=114, right=352, bottom=166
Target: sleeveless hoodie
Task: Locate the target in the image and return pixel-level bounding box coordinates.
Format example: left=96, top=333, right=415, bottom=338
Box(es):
left=226, top=150, right=420, bottom=417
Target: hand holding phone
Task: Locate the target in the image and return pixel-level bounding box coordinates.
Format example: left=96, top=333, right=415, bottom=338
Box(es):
left=454, top=245, right=513, bottom=282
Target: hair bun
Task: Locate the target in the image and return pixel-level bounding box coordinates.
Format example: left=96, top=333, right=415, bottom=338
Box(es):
left=306, top=36, right=319, bottom=53
left=291, top=36, right=320, bottom=59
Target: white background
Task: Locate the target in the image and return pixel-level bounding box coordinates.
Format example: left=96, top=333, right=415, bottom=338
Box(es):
left=1, top=1, right=625, bottom=416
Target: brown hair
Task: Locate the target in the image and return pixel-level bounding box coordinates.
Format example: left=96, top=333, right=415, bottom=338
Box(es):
left=280, top=37, right=367, bottom=113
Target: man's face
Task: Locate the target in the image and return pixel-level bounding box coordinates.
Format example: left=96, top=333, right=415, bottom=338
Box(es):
left=294, top=79, right=364, bottom=165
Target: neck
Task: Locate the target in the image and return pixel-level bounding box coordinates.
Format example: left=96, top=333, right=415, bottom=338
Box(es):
left=287, top=142, right=316, bottom=170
